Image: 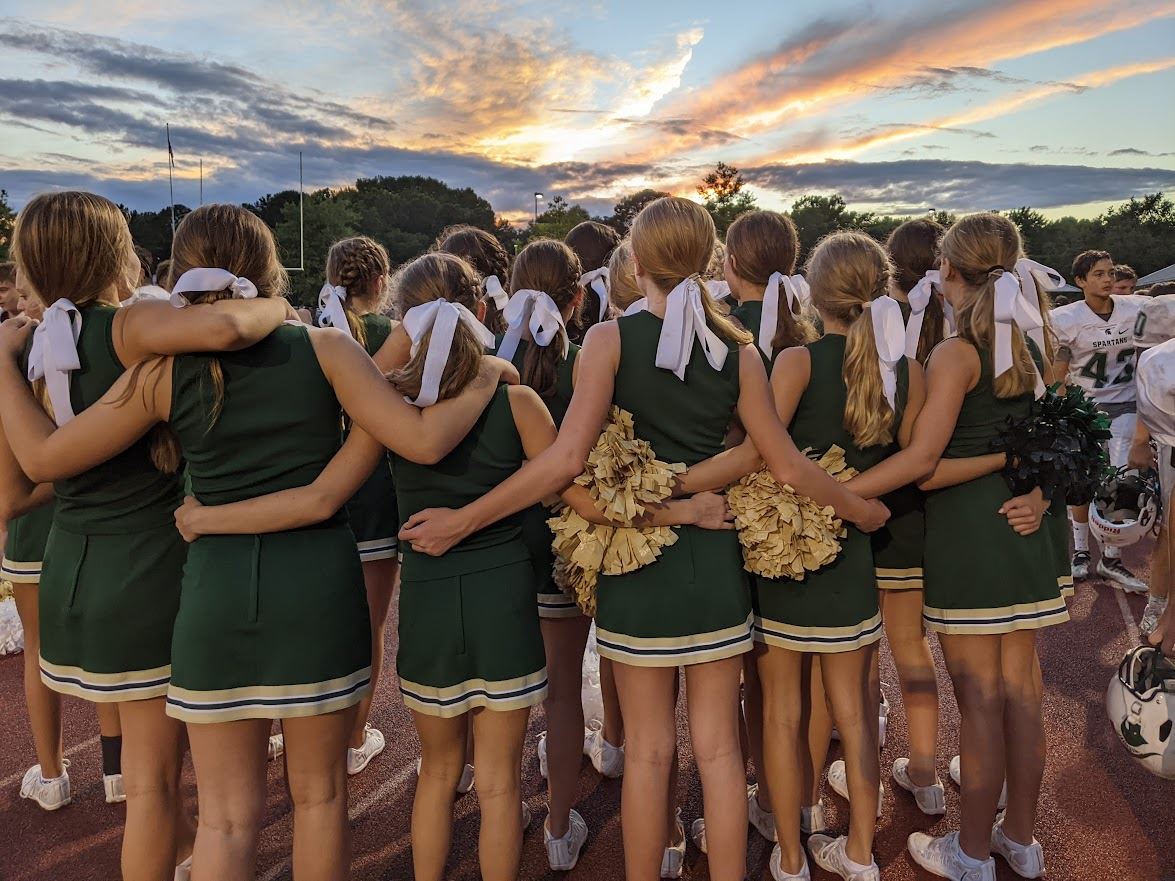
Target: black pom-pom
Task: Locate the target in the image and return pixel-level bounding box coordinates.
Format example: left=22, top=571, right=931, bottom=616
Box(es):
left=991, top=384, right=1112, bottom=504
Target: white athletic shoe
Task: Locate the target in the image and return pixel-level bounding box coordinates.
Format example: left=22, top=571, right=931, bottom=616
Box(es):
left=583, top=720, right=625, bottom=778
left=414, top=756, right=475, bottom=794
left=808, top=833, right=880, bottom=881
left=748, top=783, right=777, bottom=841
left=521, top=800, right=532, bottom=828
left=267, top=733, right=285, bottom=761
left=891, top=758, right=946, bottom=816
left=1097, top=557, right=1148, bottom=593
left=800, top=801, right=828, bottom=834
left=19, top=761, right=71, bottom=811
left=173, top=855, right=193, bottom=881
left=1140, top=596, right=1168, bottom=636
left=907, top=831, right=996, bottom=881
left=537, top=730, right=549, bottom=779
left=770, top=844, right=812, bottom=880
left=948, top=755, right=1006, bottom=809
left=347, top=724, right=386, bottom=776
left=826, top=759, right=883, bottom=818
left=992, top=813, right=1046, bottom=878
left=1071, top=551, right=1091, bottom=581
left=660, top=808, right=686, bottom=879
left=690, top=816, right=708, bottom=854
left=545, top=808, right=588, bottom=870
left=103, top=772, right=126, bottom=804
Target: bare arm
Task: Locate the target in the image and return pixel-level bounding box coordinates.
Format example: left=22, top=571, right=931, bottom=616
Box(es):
left=0, top=410, right=54, bottom=520
left=174, top=428, right=387, bottom=540
left=114, top=297, right=294, bottom=364
left=372, top=324, right=412, bottom=374
left=918, top=453, right=1007, bottom=492
left=311, top=328, right=513, bottom=465
left=735, top=345, right=887, bottom=531
left=674, top=438, right=761, bottom=495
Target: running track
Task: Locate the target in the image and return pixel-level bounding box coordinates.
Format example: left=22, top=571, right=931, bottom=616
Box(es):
left=2, top=546, right=1171, bottom=881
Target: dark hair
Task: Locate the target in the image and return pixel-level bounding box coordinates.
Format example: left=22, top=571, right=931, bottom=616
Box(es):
left=0, top=262, right=14, bottom=285
left=133, top=245, right=154, bottom=286
left=1114, top=264, right=1137, bottom=282
left=1072, top=250, right=1112, bottom=282
left=155, top=258, right=173, bottom=290
left=509, top=239, right=582, bottom=398
left=325, top=236, right=391, bottom=348
left=725, top=210, right=814, bottom=352
left=564, top=220, right=620, bottom=342
left=436, top=225, right=509, bottom=334
left=886, top=219, right=945, bottom=364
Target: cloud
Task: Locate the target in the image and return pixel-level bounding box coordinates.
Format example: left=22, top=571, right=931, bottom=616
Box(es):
left=744, top=159, right=1175, bottom=213
left=1109, top=147, right=1175, bottom=157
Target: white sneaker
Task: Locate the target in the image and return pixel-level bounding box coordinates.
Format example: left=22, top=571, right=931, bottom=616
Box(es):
left=521, top=800, right=532, bottom=828
left=347, top=724, right=386, bottom=776
left=537, top=730, right=549, bottom=779
left=892, top=758, right=946, bottom=816
left=770, top=844, right=812, bottom=880
left=103, top=773, right=126, bottom=804
left=800, top=801, right=828, bottom=834
left=1097, top=557, right=1148, bottom=593
left=267, top=733, right=284, bottom=761
left=1071, top=551, right=1090, bottom=581
left=827, top=759, right=882, bottom=818
left=414, top=756, right=475, bottom=794
left=992, top=814, right=1045, bottom=878
left=545, top=808, right=588, bottom=870
left=948, top=755, right=1006, bottom=809
left=907, top=831, right=996, bottom=881
left=660, top=808, right=686, bottom=879
left=1140, top=596, right=1168, bottom=636
left=748, top=783, right=777, bottom=841
left=690, top=816, right=708, bottom=854
left=583, top=720, right=624, bottom=778
left=174, top=855, right=193, bottom=881
left=808, top=833, right=880, bottom=880
left=19, top=762, right=71, bottom=811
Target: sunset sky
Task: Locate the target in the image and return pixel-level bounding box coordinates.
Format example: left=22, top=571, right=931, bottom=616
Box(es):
left=1, top=0, right=1173, bottom=222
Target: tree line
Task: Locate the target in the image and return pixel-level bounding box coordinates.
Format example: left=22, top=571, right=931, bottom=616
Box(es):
left=0, top=165, right=1171, bottom=308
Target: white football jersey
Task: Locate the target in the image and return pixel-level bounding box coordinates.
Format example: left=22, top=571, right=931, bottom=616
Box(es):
left=1137, top=338, right=1175, bottom=448
left=1051, top=295, right=1150, bottom=405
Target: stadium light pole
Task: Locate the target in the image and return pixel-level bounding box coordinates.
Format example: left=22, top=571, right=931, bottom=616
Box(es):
left=534, top=192, right=544, bottom=223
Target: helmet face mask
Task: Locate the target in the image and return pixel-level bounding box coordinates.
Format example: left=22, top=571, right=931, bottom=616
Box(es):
left=1089, top=467, right=1162, bottom=548
left=1106, top=646, right=1175, bottom=779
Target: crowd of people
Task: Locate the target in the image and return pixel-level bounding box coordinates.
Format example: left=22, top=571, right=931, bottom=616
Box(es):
left=0, top=190, right=1171, bottom=881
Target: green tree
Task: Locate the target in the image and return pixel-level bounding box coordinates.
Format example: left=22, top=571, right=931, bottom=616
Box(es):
left=1098, top=193, right=1175, bottom=276
left=0, top=189, right=14, bottom=260
left=248, top=190, right=301, bottom=230
left=1005, top=207, right=1048, bottom=258
left=276, top=190, right=358, bottom=307
left=528, top=196, right=591, bottom=241
left=789, top=194, right=850, bottom=261
left=121, top=204, right=191, bottom=262
left=493, top=216, right=524, bottom=254
left=608, top=188, right=671, bottom=233
left=698, top=162, right=756, bottom=235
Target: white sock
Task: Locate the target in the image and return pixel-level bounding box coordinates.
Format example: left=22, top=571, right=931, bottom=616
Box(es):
left=844, top=853, right=876, bottom=874
left=1103, top=544, right=1121, bottom=560
left=956, top=843, right=988, bottom=868
left=1070, top=518, right=1089, bottom=553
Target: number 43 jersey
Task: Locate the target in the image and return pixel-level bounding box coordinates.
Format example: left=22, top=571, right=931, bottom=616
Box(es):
left=1052, top=295, right=1151, bottom=407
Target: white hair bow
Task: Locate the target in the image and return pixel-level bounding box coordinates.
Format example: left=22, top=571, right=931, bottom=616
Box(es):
left=757, top=272, right=807, bottom=360
left=904, top=270, right=941, bottom=358
left=170, top=268, right=258, bottom=308
left=1013, top=258, right=1063, bottom=359
left=497, top=288, right=568, bottom=362
left=402, top=299, right=495, bottom=408
left=705, top=280, right=731, bottom=301
left=654, top=277, right=729, bottom=380
left=870, top=295, right=908, bottom=410
left=27, top=299, right=82, bottom=426
left=484, top=275, right=509, bottom=312
left=317, top=283, right=351, bottom=338
left=580, top=267, right=610, bottom=322
left=993, top=269, right=1046, bottom=398
left=623, top=298, right=647, bottom=316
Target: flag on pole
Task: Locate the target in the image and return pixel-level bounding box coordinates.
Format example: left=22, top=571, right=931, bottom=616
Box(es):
left=167, top=124, right=174, bottom=167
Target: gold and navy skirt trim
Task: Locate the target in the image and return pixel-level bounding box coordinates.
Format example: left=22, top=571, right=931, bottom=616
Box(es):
left=40, top=658, right=170, bottom=703
left=538, top=591, right=582, bottom=619
left=357, top=537, right=398, bottom=563
left=596, top=614, right=753, bottom=667
left=1, top=557, right=43, bottom=584
left=753, top=611, right=883, bottom=653
left=399, top=669, right=548, bottom=719
left=165, top=667, right=372, bottom=723
left=876, top=566, right=924, bottom=591
left=923, top=597, right=1070, bottom=635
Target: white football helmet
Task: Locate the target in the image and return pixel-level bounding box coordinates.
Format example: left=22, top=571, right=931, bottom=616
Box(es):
left=1106, top=645, right=1175, bottom=779
left=1089, top=468, right=1162, bottom=548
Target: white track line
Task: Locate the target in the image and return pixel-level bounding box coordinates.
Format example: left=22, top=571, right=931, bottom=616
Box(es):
left=1114, top=588, right=1141, bottom=645
left=1, top=733, right=100, bottom=789
left=258, top=760, right=417, bottom=881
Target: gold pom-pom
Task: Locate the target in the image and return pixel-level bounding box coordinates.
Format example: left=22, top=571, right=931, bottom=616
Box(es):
left=549, top=407, right=685, bottom=615
left=0, top=580, right=12, bottom=602
left=728, top=446, right=858, bottom=581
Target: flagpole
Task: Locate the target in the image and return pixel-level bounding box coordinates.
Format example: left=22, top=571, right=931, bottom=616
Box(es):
left=199, top=158, right=203, bottom=206
left=167, top=124, right=176, bottom=234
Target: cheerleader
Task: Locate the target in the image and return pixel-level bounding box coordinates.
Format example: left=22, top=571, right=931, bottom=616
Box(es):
left=437, top=224, right=511, bottom=334
left=398, top=197, right=889, bottom=881
left=565, top=220, right=620, bottom=342
left=171, top=250, right=725, bottom=880
left=319, top=236, right=398, bottom=774
left=840, top=214, right=1064, bottom=880
left=0, top=203, right=517, bottom=881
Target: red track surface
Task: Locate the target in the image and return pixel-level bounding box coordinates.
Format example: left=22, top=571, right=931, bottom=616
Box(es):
left=2, top=547, right=1171, bottom=881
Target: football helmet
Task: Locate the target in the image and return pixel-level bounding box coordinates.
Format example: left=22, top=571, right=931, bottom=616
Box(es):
left=1106, top=645, right=1175, bottom=779
left=1089, top=468, right=1162, bottom=548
